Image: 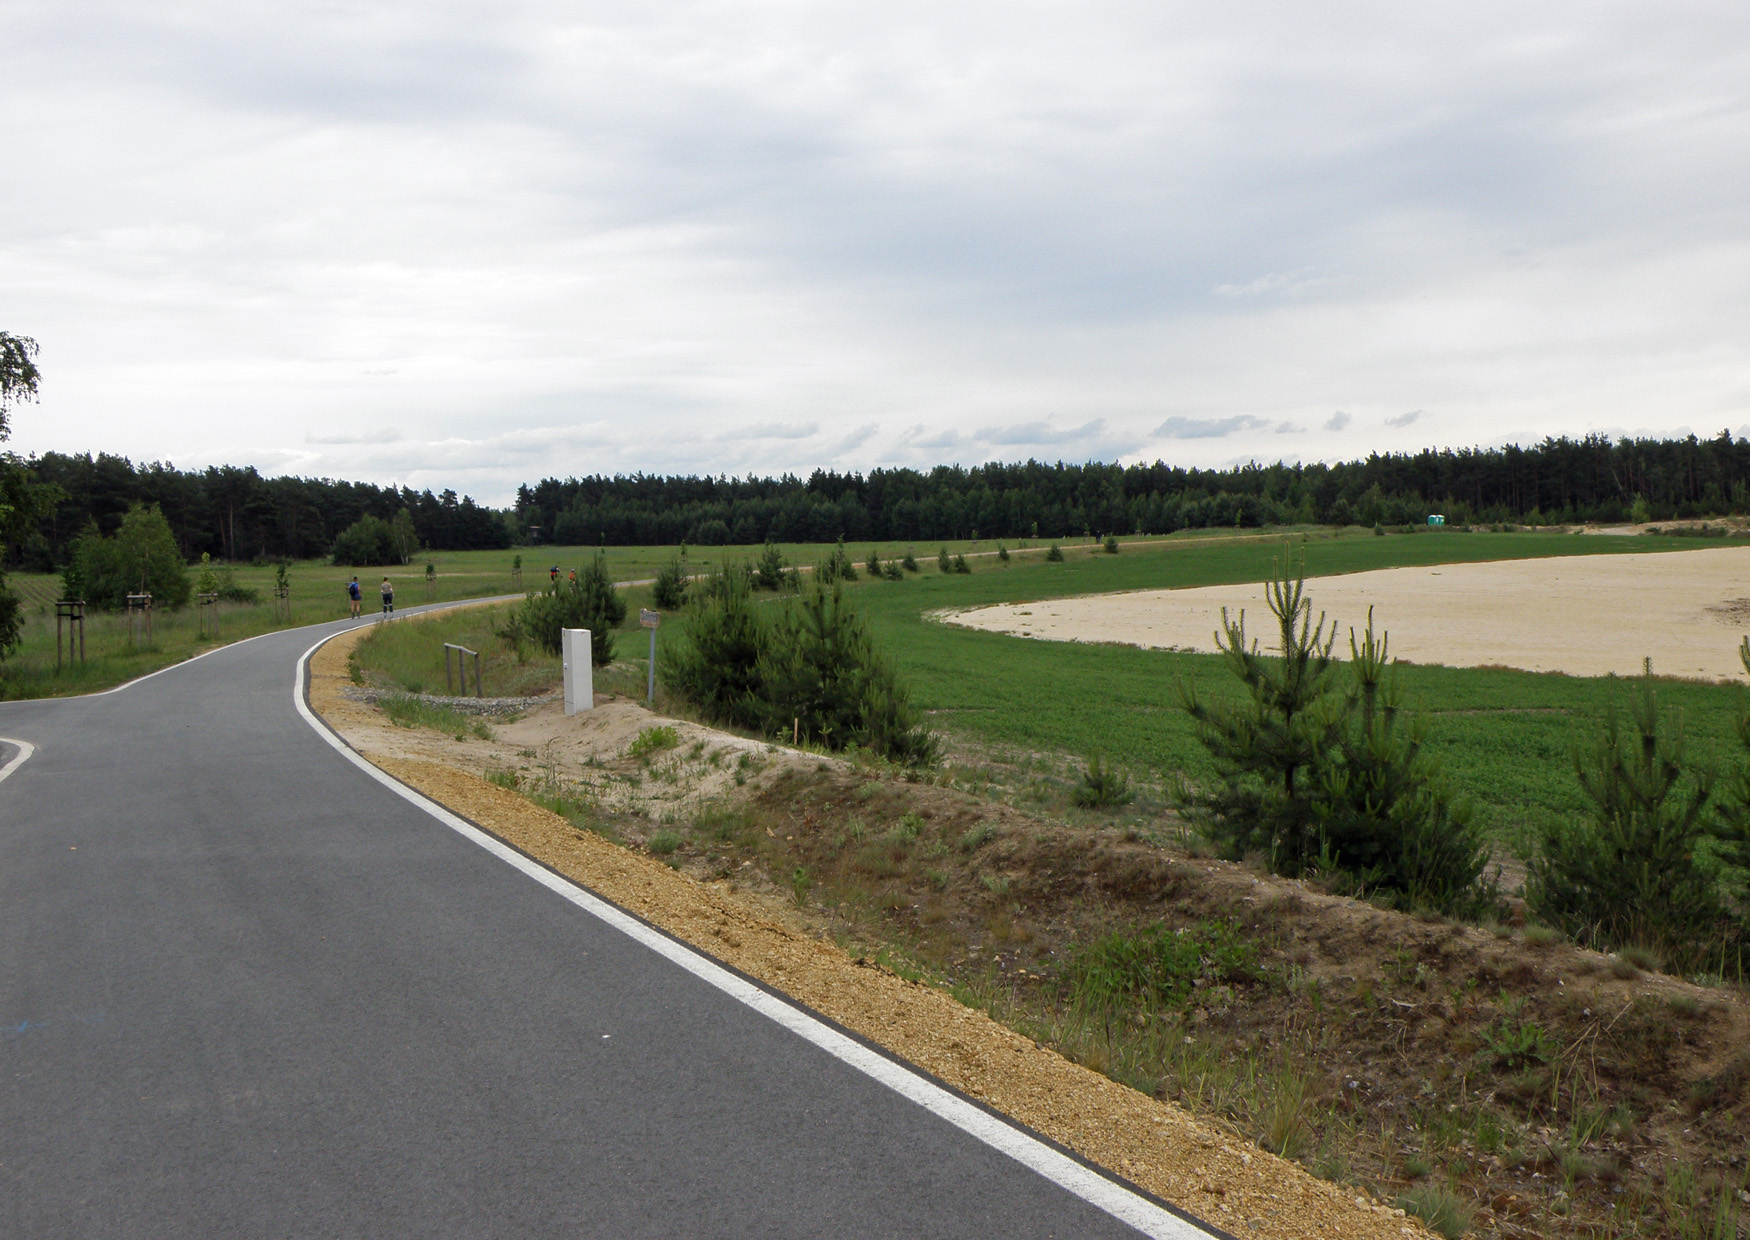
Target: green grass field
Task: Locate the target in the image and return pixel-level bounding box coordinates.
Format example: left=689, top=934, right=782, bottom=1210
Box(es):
left=9, top=525, right=1745, bottom=859
left=817, top=528, right=1748, bottom=851
left=0, top=533, right=1052, bottom=700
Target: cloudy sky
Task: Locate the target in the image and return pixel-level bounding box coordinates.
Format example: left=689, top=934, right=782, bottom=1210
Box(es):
left=4, top=2, right=1748, bottom=504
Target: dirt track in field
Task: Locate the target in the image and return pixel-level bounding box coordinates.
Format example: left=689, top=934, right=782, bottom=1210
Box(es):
left=308, top=621, right=1431, bottom=1240
left=943, top=545, right=1750, bottom=680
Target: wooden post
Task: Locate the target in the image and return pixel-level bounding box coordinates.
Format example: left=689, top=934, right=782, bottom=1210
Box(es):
left=55, top=600, right=86, bottom=671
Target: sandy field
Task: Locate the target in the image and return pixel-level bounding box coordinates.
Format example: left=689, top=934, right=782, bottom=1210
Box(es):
left=944, top=545, right=1750, bottom=681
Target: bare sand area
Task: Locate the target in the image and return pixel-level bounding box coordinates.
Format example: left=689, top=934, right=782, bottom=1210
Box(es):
left=945, top=545, right=1750, bottom=680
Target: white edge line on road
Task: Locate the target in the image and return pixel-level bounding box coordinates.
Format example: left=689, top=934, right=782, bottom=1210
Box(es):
left=0, top=738, right=35, bottom=784
left=290, top=633, right=1222, bottom=1240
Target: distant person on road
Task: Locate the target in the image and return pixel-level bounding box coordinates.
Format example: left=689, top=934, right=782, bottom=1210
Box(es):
left=380, top=577, right=394, bottom=615
left=347, top=576, right=362, bottom=618
left=549, top=565, right=559, bottom=586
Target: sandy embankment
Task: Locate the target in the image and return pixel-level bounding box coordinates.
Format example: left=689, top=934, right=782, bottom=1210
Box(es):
left=307, top=622, right=1429, bottom=1240
left=944, top=545, right=1750, bottom=681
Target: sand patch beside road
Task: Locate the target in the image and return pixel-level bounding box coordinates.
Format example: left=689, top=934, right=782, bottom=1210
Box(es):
left=945, top=545, right=1750, bottom=680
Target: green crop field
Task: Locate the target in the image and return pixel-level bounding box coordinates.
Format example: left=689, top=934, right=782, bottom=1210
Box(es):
left=815, top=528, right=1748, bottom=851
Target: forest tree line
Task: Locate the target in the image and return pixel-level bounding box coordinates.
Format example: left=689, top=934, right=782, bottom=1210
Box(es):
left=517, top=431, right=1750, bottom=547
left=5, top=452, right=512, bottom=569
left=9, top=430, right=1750, bottom=570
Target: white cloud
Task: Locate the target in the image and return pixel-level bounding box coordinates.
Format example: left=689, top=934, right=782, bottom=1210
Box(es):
left=4, top=2, right=1749, bottom=502
left=715, top=421, right=820, bottom=441
left=1385, top=410, right=1423, bottom=428
left=1155, top=415, right=1271, bottom=440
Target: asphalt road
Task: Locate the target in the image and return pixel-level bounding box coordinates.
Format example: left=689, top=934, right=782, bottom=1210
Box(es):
left=1, top=611, right=1224, bottom=1238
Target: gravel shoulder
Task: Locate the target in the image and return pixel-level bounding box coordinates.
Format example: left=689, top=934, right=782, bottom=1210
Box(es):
left=307, top=622, right=1429, bottom=1240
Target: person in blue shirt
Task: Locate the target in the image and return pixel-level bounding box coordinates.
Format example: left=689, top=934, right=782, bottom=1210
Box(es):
left=347, top=576, right=362, bottom=618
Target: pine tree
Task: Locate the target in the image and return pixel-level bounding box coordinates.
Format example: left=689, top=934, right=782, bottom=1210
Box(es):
left=663, top=563, right=764, bottom=730
left=1315, top=611, right=1493, bottom=913
left=1707, top=638, right=1750, bottom=943
left=1526, top=665, right=1727, bottom=967
left=754, top=541, right=786, bottom=591
left=1177, top=555, right=1341, bottom=875
left=652, top=557, right=688, bottom=610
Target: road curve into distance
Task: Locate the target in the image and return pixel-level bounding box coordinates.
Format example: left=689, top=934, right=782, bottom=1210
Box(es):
left=1, top=609, right=1229, bottom=1239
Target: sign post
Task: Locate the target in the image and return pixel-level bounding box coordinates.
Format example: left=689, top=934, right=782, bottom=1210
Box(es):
left=640, top=609, right=660, bottom=704
left=562, top=629, right=593, bottom=716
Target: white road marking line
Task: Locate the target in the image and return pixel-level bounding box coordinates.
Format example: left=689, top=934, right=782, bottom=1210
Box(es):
left=0, top=738, right=35, bottom=785
left=291, top=633, right=1224, bottom=1240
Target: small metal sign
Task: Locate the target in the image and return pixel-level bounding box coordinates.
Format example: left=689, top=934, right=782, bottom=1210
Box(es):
left=640, top=608, right=660, bottom=628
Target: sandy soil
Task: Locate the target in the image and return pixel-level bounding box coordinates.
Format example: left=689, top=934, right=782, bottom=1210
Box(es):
left=308, top=622, right=1430, bottom=1240
left=943, top=545, right=1750, bottom=681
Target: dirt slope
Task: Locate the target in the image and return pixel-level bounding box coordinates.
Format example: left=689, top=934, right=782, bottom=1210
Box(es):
left=308, top=624, right=1429, bottom=1240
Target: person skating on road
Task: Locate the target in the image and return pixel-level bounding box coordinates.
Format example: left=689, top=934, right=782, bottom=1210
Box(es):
left=380, top=577, right=394, bottom=615
left=347, top=576, right=362, bottom=618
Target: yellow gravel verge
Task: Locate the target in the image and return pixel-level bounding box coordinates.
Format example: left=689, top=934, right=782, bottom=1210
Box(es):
left=309, top=623, right=1429, bottom=1240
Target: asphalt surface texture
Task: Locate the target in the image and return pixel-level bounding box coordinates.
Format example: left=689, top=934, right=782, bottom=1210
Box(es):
left=0, top=611, right=1202, bottom=1238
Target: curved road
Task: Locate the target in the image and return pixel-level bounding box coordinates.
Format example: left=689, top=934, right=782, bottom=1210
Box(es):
left=1, top=611, right=1226, bottom=1238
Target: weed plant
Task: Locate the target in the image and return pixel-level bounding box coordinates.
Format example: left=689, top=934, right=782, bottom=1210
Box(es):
left=381, top=695, right=490, bottom=739
left=1072, top=754, right=1134, bottom=808
left=628, top=725, right=680, bottom=759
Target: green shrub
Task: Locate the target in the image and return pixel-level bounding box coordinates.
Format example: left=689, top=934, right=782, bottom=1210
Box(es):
left=882, top=561, right=904, bottom=581
left=665, top=574, right=937, bottom=765
left=952, top=553, right=971, bottom=574
left=1526, top=669, right=1729, bottom=968
left=652, top=557, right=689, bottom=610
left=514, top=552, right=624, bottom=664
left=1103, top=534, right=1119, bottom=554
left=1045, top=543, right=1064, bottom=562
left=996, top=543, right=1010, bottom=562
left=1073, top=754, right=1134, bottom=808
left=865, top=549, right=882, bottom=577
left=937, top=546, right=952, bottom=573
left=62, top=505, right=192, bottom=610
left=332, top=509, right=418, bottom=566
left=901, top=551, right=919, bottom=572
left=959, top=822, right=998, bottom=852
left=647, top=830, right=681, bottom=855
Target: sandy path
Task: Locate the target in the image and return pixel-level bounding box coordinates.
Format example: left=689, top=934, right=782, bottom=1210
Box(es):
left=945, top=545, right=1750, bottom=681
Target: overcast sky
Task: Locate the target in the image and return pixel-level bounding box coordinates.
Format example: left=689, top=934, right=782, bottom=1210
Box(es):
left=4, top=2, right=1748, bottom=505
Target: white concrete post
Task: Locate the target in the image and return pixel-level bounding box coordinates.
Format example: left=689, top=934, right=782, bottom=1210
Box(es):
left=562, top=628, right=593, bottom=716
